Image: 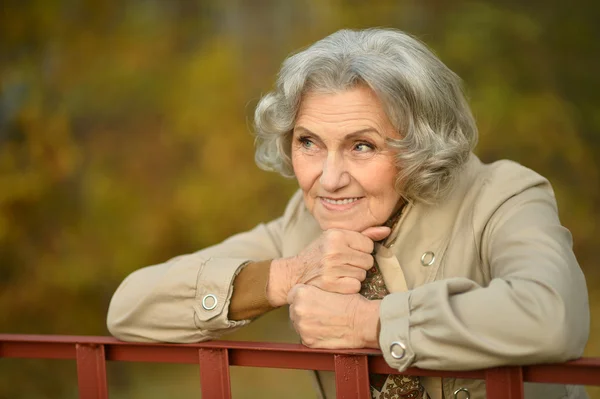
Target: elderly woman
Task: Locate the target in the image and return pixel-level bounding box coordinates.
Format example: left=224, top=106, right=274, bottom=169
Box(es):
left=107, top=29, right=589, bottom=398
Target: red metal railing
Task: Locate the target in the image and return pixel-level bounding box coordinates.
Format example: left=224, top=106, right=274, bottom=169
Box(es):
left=1, top=334, right=599, bottom=398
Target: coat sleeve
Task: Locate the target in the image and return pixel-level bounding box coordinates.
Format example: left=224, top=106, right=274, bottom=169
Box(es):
left=107, top=190, right=304, bottom=343
left=379, top=176, right=590, bottom=371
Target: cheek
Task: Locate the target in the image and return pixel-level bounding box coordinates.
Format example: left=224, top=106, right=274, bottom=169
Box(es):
left=359, top=159, right=399, bottom=199
left=292, top=152, right=320, bottom=192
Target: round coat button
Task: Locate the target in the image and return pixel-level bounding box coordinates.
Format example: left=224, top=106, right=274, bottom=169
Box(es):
left=453, top=387, right=470, bottom=399
left=202, top=294, right=218, bottom=310
left=420, top=251, right=435, bottom=266
left=390, top=341, right=406, bottom=359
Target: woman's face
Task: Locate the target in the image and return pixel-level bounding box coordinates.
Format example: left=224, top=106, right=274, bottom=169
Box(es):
left=291, top=85, right=402, bottom=232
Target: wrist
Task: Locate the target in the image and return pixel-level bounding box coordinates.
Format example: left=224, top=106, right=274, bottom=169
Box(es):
left=266, top=258, right=295, bottom=307
left=358, top=299, right=382, bottom=348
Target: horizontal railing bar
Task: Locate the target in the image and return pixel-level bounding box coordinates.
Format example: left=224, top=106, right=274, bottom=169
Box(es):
left=0, top=335, right=383, bottom=355
left=0, top=334, right=380, bottom=354
left=523, top=362, right=600, bottom=386
left=0, top=341, right=75, bottom=359
left=96, top=346, right=491, bottom=379
left=2, top=334, right=600, bottom=387
left=106, top=345, right=200, bottom=364
left=108, top=346, right=337, bottom=371
left=229, top=349, right=335, bottom=371
left=0, top=338, right=486, bottom=377
left=1, top=334, right=120, bottom=345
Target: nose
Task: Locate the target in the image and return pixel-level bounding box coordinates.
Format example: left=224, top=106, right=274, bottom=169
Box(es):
left=319, top=151, right=350, bottom=191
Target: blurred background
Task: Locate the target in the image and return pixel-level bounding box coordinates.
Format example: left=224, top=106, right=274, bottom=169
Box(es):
left=0, top=0, right=598, bottom=398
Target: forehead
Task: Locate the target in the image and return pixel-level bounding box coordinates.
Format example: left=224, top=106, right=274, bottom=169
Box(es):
left=295, top=85, right=395, bottom=134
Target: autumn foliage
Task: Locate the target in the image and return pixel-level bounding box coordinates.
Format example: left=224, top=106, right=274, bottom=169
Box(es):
left=1, top=1, right=599, bottom=398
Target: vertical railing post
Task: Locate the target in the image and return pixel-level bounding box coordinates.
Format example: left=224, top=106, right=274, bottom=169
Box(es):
left=199, top=348, right=231, bottom=399
left=334, top=354, right=371, bottom=399
left=76, top=343, right=108, bottom=399
left=485, top=366, right=524, bottom=399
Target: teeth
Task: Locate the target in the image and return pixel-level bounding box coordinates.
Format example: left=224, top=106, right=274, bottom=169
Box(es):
left=322, top=197, right=360, bottom=205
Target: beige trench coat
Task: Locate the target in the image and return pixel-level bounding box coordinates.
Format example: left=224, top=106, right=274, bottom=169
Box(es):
left=107, top=154, right=590, bottom=399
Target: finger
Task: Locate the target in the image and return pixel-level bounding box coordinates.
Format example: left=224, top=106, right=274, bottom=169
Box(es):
left=330, top=264, right=368, bottom=281
left=347, top=266, right=367, bottom=281
left=324, top=263, right=368, bottom=279
left=349, top=250, right=375, bottom=269
left=361, top=226, right=391, bottom=242
left=335, top=277, right=362, bottom=294
left=343, top=230, right=377, bottom=253
left=337, top=249, right=374, bottom=270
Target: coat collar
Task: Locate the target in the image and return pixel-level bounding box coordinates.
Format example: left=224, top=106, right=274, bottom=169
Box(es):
left=384, top=154, right=482, bottom=288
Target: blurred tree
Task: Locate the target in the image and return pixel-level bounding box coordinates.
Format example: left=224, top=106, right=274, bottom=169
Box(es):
left=0, top=0, right=598, bottom=397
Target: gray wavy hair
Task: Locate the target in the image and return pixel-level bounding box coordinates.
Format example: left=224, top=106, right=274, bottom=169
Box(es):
left=254, top=28, right=477, bottom=203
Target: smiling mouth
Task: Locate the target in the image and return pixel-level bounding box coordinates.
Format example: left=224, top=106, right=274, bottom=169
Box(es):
left=320, top=197, right=363, bottom=205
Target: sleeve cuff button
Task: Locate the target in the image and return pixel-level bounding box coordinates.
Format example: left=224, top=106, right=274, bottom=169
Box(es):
left=390, top=341, right=406, bottom=359
left=202, top=294, right=218, bottom=310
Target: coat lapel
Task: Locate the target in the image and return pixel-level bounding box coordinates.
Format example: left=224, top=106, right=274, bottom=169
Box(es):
left=383, top=155, right=481, bottom=290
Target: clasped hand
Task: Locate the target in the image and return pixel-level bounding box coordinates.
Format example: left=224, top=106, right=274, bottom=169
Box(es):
left=268, top=226, right=389, bottom=349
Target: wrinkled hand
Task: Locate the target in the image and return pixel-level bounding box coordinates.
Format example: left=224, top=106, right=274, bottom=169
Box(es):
left=287, top=284, right=381, bottom=349
left=266, top=226, right=389, bottom=307
left=291, top=226, right=390, bottom=293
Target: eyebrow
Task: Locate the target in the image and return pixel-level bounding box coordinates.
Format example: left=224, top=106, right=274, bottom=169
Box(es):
left=293, top=126, right=382, bottom=140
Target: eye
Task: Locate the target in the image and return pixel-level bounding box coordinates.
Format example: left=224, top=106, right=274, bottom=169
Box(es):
left=354, top=141, right=375, bottom=152
left=300, top=138, right=313, bottom=148
left=297, top=136, right=316, bottom=150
